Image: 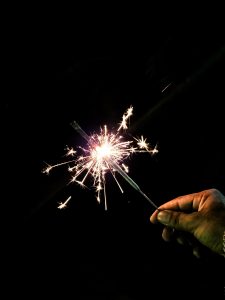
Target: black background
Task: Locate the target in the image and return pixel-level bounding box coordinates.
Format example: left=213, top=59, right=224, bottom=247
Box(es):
left=3, top=20, right=225, bottom=299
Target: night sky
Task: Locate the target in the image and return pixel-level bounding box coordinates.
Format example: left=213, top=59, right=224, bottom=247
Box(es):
left=3, top=24, right=225, bottom=299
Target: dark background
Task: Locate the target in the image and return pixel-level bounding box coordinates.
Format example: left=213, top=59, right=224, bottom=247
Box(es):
left=3, top=23, right=225, bottom=299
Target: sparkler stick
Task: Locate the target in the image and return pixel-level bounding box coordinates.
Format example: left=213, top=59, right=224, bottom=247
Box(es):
left=108, top=159, right=158, bottom=209
left=71, top=121, right=91, bottom=142
left=71, top=120, right=158, bottom=209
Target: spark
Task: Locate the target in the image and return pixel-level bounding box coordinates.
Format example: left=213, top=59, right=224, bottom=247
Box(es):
left=161, top=82, right=172, bottom=93
left=42, top=159, right=77, bottom=175
left=134, top=136, right=159, bottom=155
left=65, top=146, right=76, bottom=156
left=43, top=106, right=158, bottom=210
left=57, top=196, right=72, bottom=209
left=118, top=105, right=133, bottom=131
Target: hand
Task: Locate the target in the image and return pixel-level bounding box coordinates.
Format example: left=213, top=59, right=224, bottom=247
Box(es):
left=150, top=189, right=225, bottom=257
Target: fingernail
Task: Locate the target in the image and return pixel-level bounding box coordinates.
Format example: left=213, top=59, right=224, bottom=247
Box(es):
left=157, top=211, right=170, bottom=224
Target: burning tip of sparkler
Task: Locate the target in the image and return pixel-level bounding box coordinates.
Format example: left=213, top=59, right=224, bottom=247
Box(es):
left=43, top=105, right=159, bottom=210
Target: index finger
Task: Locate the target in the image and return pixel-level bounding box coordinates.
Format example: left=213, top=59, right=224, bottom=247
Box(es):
left=158, top=193, right=198, bottom=211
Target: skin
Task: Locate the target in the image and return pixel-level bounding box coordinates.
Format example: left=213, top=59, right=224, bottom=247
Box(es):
left=150, top=189, right=225, bottom=258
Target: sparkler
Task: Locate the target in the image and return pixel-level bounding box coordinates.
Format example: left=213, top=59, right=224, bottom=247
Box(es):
left=43, top=106, right=158, bottom=210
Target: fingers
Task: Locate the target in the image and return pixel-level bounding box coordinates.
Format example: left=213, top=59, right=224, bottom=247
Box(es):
left=150, top=207, right=197, bottom=230
left=162, top=227, right=190, bottom=244
left=153, top=189, right=222, bottom=213
left=150, top=193, right=201, bottom=224
left=156, top=210, right=198, bottom=233
left=150, top=209, right=159, bottom=224
left=161, top=227, right=203, bottom=258
left=162, top=226, right=175, bottom=241
left=156, top=193, right=200, bottom=212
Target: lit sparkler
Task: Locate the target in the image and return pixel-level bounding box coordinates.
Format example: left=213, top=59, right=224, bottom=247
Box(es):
left=43, top=106, right=158, bottom=210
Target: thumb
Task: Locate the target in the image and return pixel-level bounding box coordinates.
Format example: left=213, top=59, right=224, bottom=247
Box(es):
left=157, top=210, right=197, bottom=233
